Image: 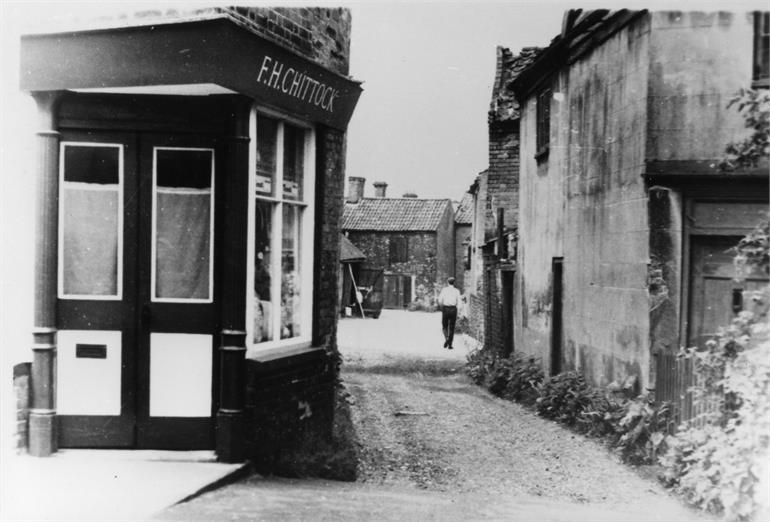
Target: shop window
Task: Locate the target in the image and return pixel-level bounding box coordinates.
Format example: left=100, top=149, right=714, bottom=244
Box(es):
left=389, top=235, right=408, bottom=265
left=59, top=143, right=123, bottom=299
left=248, top=113, right=314, bottom=348
left=754, top=11, right=770, bottom=87
left=536, top=87, right=551, bottom=160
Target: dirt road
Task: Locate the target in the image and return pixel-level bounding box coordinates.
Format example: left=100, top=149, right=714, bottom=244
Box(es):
left=156, top=311, right=708, bottom=521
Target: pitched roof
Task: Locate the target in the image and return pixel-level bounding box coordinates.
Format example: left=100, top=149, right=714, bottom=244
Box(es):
left=340, top=234, right=366, bottom=262
left=454, top=192, right=474, bottom=225
left=342, top=198, right=452, bottom=232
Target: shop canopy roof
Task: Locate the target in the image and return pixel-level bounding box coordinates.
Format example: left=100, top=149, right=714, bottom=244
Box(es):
left=19, top=14, right=362, bottom=130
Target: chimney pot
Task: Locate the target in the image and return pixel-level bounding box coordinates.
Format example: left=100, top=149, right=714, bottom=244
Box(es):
left=347, top=176, right=365, bottom=203
left=373, top=181, right=388, bottom=198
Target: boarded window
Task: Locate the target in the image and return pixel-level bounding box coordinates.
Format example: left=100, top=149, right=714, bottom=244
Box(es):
left=754, top=11, right=770, bottom=86
left=536, top=87, right=551, bottom=158
left=389, top=235, right=408, bottom=265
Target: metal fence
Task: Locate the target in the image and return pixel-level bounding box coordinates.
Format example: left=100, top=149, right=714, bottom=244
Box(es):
left=655, top=352, right=723, bottom=432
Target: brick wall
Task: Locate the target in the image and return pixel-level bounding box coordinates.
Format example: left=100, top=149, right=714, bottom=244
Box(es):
left=346, top=231, right=440, bottom=304
left=223, top=7, right=351, bottom=76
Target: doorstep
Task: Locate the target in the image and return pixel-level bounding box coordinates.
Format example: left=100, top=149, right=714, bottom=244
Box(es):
left=1, top=449, right=249, bottom=521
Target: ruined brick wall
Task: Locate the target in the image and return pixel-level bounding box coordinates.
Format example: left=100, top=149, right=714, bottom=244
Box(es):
left=486, top=124, right=520, bottom=237
left=346, top=231, right=440, bottom=304
left=517, top=15, right=652, bottom=386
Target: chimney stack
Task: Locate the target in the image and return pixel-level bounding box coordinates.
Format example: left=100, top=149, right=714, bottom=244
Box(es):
left=402, top=191, right=418, bottom=198
left=347, top=176, right=365, bottom=203
left=373, top=181, right=388, bottom=198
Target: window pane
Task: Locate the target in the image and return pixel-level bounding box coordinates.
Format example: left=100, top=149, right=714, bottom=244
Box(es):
left=282, top=124, right=305, bottom=201
left=256, top=117, right=278, bottom=196
left=61, top=145, right=120, bottom=296
left=281, top=205, right=301, bottom=339
left=154, top=149, right=213, bottom=300
left=253, top=199, right=274, bottom=343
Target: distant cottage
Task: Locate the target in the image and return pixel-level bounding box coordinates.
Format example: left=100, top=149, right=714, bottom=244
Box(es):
left=342, top=178, right=455, bottom=309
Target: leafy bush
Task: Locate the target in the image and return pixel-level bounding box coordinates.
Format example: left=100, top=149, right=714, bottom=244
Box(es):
left=535, top=372, right=597, bottom=426
left=659, top=332, right=770, bottom=521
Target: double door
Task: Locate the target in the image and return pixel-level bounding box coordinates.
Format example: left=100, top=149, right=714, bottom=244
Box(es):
left=57, top=130, right=220, bottom=449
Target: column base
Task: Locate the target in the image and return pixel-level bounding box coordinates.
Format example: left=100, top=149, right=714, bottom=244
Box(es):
left=216, top=410, right=246, bottom=463
left=28, top=409, right=57, bottom=457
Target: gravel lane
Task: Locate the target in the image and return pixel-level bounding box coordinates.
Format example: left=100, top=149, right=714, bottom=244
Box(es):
left=342, top=368, right=705, bottom=520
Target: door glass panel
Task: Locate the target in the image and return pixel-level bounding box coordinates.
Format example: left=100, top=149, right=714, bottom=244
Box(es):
left=282, top=124, right=304, bottom=201
left=60, top=144, right=122, bottom=298
left=256, top=117, right=278, bottom=197
left=253, top=199, right=274, bottom=343
left=153, top=148, right=214, bottom=301
left=281, top=204, right=301, bottom=339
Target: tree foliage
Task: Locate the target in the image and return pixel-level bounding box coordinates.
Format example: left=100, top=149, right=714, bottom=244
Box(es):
left=721, top=88, right=770, bottom=170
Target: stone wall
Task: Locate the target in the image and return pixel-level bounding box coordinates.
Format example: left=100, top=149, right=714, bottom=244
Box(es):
left=646, top=11, right=753, bottom=163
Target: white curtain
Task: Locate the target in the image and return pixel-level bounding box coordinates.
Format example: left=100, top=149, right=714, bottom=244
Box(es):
left=155, top=188, right=211, bottom=300
left=62, top=184, right=119, bottom=296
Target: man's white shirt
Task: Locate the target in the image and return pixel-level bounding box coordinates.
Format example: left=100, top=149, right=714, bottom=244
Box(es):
left=438, top=285, right=461, bottom=307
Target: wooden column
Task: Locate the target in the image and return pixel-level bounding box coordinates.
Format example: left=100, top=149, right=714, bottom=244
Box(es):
left=216, top=96, right=251, bottom=462
left=29, top=91, right=63, bottom=456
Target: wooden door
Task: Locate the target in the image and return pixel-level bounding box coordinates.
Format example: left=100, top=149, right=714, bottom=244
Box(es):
left=688, top=236, right=768, bottom=348
left=135, top=134, right=219, bottom=449
left=56, top=131, right=138, bottom=447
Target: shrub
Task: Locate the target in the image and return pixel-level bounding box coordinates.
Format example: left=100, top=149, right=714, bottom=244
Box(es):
left=659, top=337, right=770, bottom=521
left=535, top=372, right=597, bottom=426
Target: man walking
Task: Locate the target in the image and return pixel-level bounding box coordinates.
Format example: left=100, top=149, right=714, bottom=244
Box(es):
left=437, top=277, right=460, bottom=349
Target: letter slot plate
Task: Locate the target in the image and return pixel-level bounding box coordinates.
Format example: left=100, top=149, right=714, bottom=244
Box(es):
left=76, top=343, right=107, bottom=359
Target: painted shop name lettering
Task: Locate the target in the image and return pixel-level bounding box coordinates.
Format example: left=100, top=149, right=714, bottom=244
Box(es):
left=257, top=56, right=339, bottom=113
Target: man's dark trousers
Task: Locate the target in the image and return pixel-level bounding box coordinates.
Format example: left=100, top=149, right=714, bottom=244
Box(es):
left=442, top=305, right=457, bottom=348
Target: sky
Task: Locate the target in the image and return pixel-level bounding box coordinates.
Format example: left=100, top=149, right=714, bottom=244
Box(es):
left=346, top=2, right=565, bottom=201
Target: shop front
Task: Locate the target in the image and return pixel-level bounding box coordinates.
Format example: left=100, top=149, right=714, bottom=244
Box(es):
left=20, top=13, right=361, bottom=459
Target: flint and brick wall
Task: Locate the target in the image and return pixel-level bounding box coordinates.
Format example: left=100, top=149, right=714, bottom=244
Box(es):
left=346, top=231, right=439, bottom=303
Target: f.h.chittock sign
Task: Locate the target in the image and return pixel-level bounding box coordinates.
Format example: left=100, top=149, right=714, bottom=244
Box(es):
left=257, top=56, right=339, bottom=114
